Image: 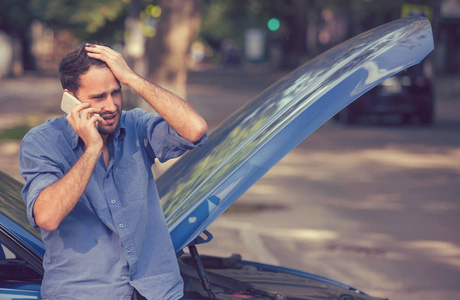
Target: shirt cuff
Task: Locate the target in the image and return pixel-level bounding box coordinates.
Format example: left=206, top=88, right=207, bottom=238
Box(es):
left=168, top=127, right=208, bottom=149
left=24, top=173, right=60, bottom=228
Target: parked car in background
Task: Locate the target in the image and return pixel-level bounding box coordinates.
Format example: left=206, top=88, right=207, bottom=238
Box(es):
left=0, top=16, right=433, bottom=299
left=335, top=61, right=434, bottom=125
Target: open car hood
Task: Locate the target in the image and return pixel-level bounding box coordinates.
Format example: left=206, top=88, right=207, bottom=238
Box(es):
left=157, top=16, right=434, bottom=253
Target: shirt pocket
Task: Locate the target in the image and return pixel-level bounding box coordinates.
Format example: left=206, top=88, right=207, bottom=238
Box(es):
left=116, top=149, right=150, bottom=200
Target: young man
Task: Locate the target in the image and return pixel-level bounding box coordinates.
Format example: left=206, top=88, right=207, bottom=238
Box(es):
left=19, top=43, right=207, bottom=299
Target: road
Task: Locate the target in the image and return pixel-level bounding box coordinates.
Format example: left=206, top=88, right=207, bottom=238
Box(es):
left=186, top=67, right=460, bottom=299
left=1, top=66, right=459, bottom=299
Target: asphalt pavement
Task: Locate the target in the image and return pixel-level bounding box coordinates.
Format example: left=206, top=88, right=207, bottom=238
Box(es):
left=1, top=65, right=460, bottom=299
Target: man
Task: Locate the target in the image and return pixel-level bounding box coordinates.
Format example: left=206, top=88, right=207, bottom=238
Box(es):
left=19, top=43, right=207, bottom=299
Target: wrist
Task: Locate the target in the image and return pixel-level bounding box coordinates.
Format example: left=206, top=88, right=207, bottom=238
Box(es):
left=84, top=143, right=103, bottom=156
left=124, top=72, right=143, bottom=90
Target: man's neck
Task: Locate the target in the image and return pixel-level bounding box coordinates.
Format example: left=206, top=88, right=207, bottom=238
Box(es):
left=101, top=134, right=110, bottom=168
left=101, top=133, right=110, bottom=147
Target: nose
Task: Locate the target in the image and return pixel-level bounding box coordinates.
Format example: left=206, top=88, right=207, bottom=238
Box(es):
left=102, top=95, right=117, bottom=113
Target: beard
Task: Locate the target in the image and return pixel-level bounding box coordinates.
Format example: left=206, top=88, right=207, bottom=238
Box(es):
left=97, top=121, right=119, bottom=135
left=98, top=107, right=121, bottom=136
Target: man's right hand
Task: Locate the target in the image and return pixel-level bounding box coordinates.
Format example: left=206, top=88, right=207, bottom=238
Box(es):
left=66, top=102, right=106, bottom=150
left=34, top=103, right=107, bottom=231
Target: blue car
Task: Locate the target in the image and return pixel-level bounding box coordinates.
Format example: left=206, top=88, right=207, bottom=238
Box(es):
left=0, top=16, right=433, bottom=300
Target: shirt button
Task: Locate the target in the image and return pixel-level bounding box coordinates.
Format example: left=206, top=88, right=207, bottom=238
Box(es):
left=111, top=200, right=116, bottom=204
left=127, top=250, right=132, bottom=254
left=119, top=223, right=124, bottom=228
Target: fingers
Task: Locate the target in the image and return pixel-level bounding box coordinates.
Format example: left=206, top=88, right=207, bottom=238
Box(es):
left=84, top=43, right=135, bottom=85
left=85, top=44, right=121, bottom=63
left=66, top=103, right=104, bottom=126
left=85, top=44, right=106, bottom=61
left=69, top=102, right=96, bottom=118
left=81, top=107, right=102, bottom=120
left=67, top=102, right=88, bottom=121
left=85, top=43, right=112, bottom=53
left=92, top=114, right=108, bottom=126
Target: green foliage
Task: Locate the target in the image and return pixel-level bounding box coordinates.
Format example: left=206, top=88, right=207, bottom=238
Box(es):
left=0, top=0, right=35, bottom=34
left=1, top=0, right=129, bottom=42
left=0, top=124, right=32, bottom=140
left=199, top=0, right=437, bottom=52
left=30, top=0, right=128, bottom=42
left=200, top=0, right=246, bottom=43
left=200, top=0, right=286, bottom=50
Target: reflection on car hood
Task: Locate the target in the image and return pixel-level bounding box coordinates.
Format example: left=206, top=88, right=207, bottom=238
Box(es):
left=0, top=172, right=44, bottom=261
left=157, top=16, right=434, bottom=253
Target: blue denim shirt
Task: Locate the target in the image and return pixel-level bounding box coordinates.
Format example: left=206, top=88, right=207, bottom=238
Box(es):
left=19, top=108, right=207, bottom=300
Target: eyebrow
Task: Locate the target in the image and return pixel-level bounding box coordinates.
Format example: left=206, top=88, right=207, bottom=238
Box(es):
left=89, top=92, right=105, bottom=99
left=89, top=87, right=121, bottom=99
left=112, top=87, right=122, bottom=93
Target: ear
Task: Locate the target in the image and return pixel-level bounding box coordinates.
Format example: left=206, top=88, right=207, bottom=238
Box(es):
left=64, top=89, right=74, bottom=96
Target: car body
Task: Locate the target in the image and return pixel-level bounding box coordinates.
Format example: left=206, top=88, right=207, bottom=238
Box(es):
left=0, top=17, right=433, bottom=300
left=334, top=61, right=434, bottom=125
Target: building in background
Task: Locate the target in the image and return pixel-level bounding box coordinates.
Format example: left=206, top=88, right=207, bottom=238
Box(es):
left=437, top=0, right=460, bottom=74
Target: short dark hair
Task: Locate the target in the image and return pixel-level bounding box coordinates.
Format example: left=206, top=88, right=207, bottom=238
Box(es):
left=58, top=42, right=109, bottom=93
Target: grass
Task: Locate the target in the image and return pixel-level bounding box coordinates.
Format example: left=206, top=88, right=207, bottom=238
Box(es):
left=0, top=124, right=32, bottom=140
left=0, top=113, right=59, bottom=140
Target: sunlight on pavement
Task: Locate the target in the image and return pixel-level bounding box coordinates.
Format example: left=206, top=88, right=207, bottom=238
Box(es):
left=404, top=240, right=460, bottom=269
left=265, top=146, right=460, bottom=183
left=244, top=184, right=279, bottom=195
left=215, top=219, right=338, bottom=241
left=0, top=141, right=20, bottom=154
left=316, top=193, right=405, bottom=211
left=361, top=147, right=460, bottom=170
left=420, top=201, right=460, bottom=213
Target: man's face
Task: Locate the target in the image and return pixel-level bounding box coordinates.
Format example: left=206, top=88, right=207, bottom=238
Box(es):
left=75, top=65, right=122, bottom=136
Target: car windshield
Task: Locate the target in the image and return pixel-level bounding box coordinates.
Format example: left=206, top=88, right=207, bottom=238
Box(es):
left=0, top=172, right=41, bottom=240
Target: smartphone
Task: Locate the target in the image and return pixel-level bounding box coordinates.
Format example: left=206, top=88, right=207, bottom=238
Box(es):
left=61, top=91, right=81, bottom=114
left=61, top=92, right=100, bottom=117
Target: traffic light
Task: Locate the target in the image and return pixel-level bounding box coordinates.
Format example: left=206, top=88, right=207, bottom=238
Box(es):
left=267, top=18, right=280, bottom=31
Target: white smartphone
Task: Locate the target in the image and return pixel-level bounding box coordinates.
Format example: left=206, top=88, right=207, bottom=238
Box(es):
left=61, top=91, right=81, bottom=114
left=61, top=92, right=100, bottom=117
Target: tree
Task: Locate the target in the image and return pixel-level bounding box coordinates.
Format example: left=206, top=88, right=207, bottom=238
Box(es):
left=142, top=0, right=203, bottom=106
left=199, top=0, right=309, bottom=69
left=31, top=0, right=128, bottom=43
left=0, top=0, right=36, bottom=72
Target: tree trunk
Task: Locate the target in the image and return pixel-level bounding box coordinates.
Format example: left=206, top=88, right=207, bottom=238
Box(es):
left=143, top=0, right=203, bottom=111
left=124, top=0, right=144, bottom=109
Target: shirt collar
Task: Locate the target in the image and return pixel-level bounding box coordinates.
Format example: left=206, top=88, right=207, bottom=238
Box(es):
left=114, top=114, right=126, bottom=141
left=64, top=113, right=126, bottom=149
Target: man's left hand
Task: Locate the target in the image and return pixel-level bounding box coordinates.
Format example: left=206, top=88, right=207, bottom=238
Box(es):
left=85, top=44, right=137, bottom=86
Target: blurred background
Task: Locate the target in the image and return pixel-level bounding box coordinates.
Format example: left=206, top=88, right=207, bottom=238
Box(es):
left=1, top=0, right=455, bottom=95
left=1, top=0, right=460, bottom=299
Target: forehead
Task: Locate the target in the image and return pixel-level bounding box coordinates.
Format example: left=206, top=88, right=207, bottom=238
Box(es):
left=78, top=66, right=120, bottom=94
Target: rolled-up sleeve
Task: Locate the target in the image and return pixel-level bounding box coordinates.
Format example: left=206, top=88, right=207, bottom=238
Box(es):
left=133, top=109, right=207, bottom=163
left=19, top=133, right=63, bottom=227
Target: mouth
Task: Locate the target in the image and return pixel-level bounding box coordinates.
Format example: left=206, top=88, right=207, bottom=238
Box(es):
left=101, top=113, right=118, bottom=125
